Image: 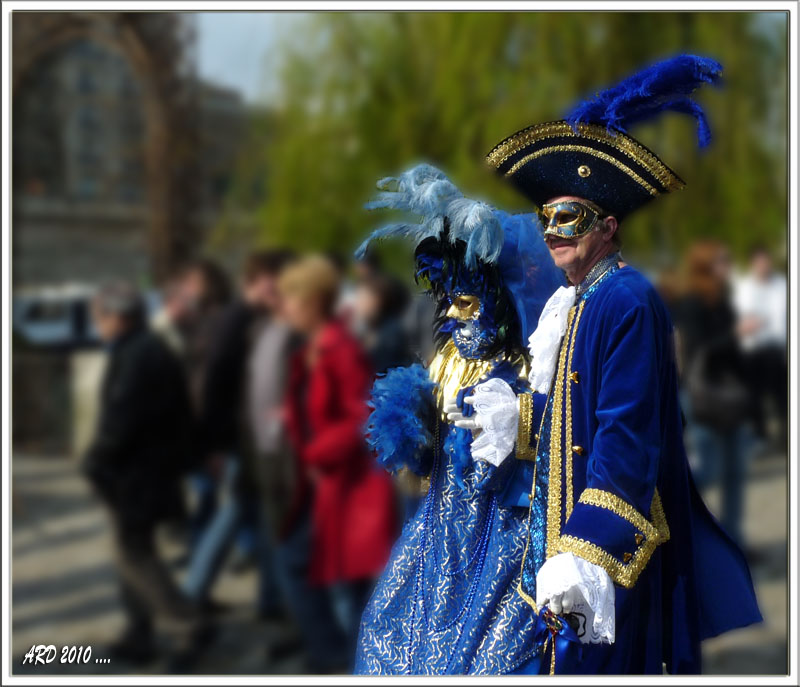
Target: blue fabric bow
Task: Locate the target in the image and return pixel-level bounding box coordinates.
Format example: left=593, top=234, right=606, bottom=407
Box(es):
left=534, top=607, right=583, bottom=675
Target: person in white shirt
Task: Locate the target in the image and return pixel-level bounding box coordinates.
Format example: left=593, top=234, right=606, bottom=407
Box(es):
left=733, top=244, right=787, bottom=443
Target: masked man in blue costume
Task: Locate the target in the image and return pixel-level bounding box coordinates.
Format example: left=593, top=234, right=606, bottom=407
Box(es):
left=446, top=55, right=762, bottom=674
left=352, top=164, right=565, bottom=675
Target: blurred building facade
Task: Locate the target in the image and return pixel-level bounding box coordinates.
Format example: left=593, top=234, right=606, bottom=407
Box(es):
left=13, top=12, right=246, bottom=289
left=12, top=12, right=246, bottom=453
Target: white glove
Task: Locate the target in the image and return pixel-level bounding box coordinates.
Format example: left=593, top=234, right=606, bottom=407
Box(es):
left=444, top=397, right=482, bottom=431
left=444, top=378, right=519, bottom=466
left=536, top=552, right=615, bottom=645
left=540, top=582, right=581, bottom=616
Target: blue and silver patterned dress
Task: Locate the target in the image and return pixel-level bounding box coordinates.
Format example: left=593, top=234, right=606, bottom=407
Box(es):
left=354, top=362, right=542, bottom=675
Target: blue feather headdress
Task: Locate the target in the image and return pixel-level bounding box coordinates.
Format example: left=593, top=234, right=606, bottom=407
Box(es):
left=356, top=163, right=504, bottom=270
left=356, top=164, right=564, bottom=352
left=487, top=54, right=723, bottom=220
left=565, top=54, right=723, bottom=148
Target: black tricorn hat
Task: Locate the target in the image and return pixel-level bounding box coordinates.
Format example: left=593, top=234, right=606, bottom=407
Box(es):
left=487, top=55, right=723, bottom=221
left=486, top=120, right=684, bottom=222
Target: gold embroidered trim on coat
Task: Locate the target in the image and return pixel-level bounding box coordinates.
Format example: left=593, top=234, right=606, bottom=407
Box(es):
left=486, top=120, right=685, bottom=193
left=564, top=301, right=585, bottom=521
left=557, top=534, right=654, bottom=589
left=545, top=306, right=577, bottom=559
left=578, top=488, right=659, bottom=541
left=650, top=490, right=671, bottom=543
left=504, top=145, right=659, bottom=197
left=516, top=393, right=537, bottom=461
left=558, top=489, right=670, bottom=588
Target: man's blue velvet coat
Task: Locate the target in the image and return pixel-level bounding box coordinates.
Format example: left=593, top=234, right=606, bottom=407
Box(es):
left=502, top=266, right=761, bottom=674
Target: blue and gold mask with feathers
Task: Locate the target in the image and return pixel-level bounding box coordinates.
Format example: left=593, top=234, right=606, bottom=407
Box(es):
left=356, top=164, right=565, bottom=362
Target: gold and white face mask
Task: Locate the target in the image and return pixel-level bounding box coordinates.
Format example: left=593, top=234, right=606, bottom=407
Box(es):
left=540, top=199, right=605, bottom=240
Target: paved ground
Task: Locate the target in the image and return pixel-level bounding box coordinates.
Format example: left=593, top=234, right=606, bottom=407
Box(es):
left=10, top=451, right=787, bottom=677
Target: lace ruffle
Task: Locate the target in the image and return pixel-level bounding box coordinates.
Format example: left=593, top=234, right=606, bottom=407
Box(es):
left=535, top=552, right=615, bottom=645
left=527, top=286, right=576, bottom=394
left=468, top=378, right=519, bottom=467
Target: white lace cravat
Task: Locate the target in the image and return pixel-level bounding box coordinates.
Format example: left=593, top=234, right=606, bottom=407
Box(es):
left=528, top=286, right=577, bottom=394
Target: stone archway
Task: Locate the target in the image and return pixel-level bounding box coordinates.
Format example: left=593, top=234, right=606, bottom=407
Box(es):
left=12, top=12, right=201, bottom=283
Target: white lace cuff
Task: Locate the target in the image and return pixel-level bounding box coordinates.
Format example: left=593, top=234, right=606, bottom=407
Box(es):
left=468, top=378, right=519, bottom=467
left=535, top=552, right=615, bottom=645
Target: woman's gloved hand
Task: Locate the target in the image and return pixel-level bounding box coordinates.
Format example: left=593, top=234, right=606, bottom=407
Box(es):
left=444, top=378, right=520, bottom=466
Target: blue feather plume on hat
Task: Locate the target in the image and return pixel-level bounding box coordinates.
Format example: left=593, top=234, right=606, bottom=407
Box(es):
left=565, top=54, right=723, bottom=147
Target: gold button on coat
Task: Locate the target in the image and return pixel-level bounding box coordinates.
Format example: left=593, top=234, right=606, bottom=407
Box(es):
left=569, top=371, right=580, bottom=383
left=572, top=445, right=585, bottom=456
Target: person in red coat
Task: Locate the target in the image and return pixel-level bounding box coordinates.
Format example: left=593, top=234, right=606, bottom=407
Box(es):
left=276, top=254, right=397, bottom=672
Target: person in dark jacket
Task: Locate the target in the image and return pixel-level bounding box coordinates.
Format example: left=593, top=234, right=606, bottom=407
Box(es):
left=168, top=259, right=233, bottom=550
left=352, top=271, right=413, bottom=375
left=83, top=282, right=201, bottom=663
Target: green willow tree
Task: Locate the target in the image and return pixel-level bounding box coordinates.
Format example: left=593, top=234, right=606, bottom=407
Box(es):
left=211, top=12, right=787, bottom=269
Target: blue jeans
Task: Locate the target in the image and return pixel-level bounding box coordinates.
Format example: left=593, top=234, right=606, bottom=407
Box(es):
left=187, top=471, right=218, bottom=549
left=686, top=421, right=754, bottom=546
left=275, top=507, right=372, bottom=672
left=183, top=457, right=281, bottom=613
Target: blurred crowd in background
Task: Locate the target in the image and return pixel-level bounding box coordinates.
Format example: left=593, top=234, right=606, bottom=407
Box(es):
left=9, top=10, right=788, bottom=677
left=78, top=249, right=415, bottom=672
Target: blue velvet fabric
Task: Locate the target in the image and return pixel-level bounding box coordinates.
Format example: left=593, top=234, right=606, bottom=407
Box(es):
left=516, top=266, right=761, bottom=674
left=355, top=364, right=545, bottom=675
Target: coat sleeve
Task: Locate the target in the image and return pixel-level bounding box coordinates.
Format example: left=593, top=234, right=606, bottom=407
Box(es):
left=85, top=341, right=156, bottom=470
left=301, top=342, right=373, bottom=470
left=558, top=295, right=670, bottom=588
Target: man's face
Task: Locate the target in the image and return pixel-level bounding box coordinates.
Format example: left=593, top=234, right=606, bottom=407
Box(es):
left=91, top=303, right=125, bottom=343
left=180, top=269, right=207, bottom=309
left=542, top=196, right=615, bottom=276
left=162, top=282, right=192, bottom=323
left=245, top=274, right=279, bottom=311
left=751, top=252, right=772, bottom=281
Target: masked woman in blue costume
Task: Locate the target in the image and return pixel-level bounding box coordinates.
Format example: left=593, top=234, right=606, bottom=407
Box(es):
left=352, top=164, right=564, bottom=675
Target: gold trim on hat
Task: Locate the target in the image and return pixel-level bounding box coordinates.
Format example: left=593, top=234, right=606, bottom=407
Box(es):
left=505, top=144, right=659, bottom=197
left=486, top=120, right=685, bottom=193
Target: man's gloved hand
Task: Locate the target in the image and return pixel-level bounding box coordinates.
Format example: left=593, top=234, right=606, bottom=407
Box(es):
left=539, top=584, right=583, bottom=615
left=535, top=552, right=616, bottom=645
